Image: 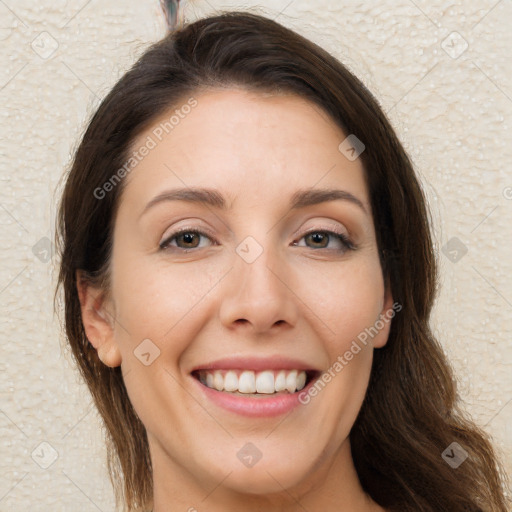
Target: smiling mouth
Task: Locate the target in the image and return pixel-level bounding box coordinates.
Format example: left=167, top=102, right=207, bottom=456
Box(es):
left=191, top=369, right=320, bottom=396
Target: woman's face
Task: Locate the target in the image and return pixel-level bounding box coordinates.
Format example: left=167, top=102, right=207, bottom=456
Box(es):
left=84, top=88, right=393, bottom=498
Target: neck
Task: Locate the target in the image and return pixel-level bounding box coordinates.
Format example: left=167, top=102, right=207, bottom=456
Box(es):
left=150, top=436, right=384, bottom=512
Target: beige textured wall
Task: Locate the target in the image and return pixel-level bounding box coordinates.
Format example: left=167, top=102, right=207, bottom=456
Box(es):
left=1, top=0, right=510, bottom=510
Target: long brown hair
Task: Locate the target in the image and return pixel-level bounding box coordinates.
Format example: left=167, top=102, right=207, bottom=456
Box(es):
left=55, top=11, right=510, bottom=512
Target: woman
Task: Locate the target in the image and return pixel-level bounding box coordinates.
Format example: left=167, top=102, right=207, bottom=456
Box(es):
left=55, top=10, right=510, bottom=512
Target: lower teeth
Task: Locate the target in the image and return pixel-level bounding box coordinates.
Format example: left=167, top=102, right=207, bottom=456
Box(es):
left=220, top=390, right=293, bottom=396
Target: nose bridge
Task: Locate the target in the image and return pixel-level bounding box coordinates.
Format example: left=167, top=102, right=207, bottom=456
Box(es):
left=237, top=233, right=282, bottom=294
left=219, top=231, right=298, bottom=332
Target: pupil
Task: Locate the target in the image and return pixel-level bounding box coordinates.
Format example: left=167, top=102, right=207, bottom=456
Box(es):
left=310, top=233, right=326, bottom=247
left=182, top=233, right=197, bottom=246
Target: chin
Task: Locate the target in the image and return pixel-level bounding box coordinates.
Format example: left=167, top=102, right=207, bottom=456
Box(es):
left=199, top=448, right=315, bottom=496
left=221, top=465, right=307, bottom=495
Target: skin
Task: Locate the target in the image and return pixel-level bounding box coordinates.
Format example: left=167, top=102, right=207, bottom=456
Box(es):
left=78, top=87, right=393, bottom=512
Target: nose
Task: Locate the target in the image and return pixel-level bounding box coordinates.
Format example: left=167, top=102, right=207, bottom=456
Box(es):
left=218, top=239, right=300, bottom=335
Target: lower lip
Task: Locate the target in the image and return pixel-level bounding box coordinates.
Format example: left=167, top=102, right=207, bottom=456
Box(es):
left=192, top=375, right=316, bottom=418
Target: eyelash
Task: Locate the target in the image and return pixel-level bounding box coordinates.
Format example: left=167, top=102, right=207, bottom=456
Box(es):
left=159, top=227, right=356, bottom=253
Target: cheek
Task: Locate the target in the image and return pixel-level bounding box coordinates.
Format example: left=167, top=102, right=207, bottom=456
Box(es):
left=110, top=255, right=226, bottom=352
left=294, top=257, right=385, bottom=348
left=109, top=261, right=219, bottom=433
left=296, top=261, right=383, bottom=442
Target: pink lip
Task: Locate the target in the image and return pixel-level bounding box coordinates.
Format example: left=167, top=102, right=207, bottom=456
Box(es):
left=190, top=356, right=321, bottom=418
left=190, top=362, right=320, bottom=418
left=194, top=380, right=313, bottom=417
left=190, top=355, right=320, bottom=373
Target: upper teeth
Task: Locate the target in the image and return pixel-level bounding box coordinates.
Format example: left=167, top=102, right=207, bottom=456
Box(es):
left=198, top=369, right=307, bottom=394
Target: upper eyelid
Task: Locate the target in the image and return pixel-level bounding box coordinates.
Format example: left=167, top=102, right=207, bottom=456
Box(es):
left=160, top=223, right=348, bottom=239
left=160, top=217, right=350, bottom=239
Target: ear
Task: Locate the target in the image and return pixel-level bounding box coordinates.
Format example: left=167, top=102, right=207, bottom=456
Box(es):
left=76, top=270, right=122, bottom=367
left=372, top=276, right=396, bottom=349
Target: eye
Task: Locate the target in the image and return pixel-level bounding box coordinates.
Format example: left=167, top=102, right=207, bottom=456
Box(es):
left=293, top=229, right=355, bottom=252
left=159, top=228, right=215, bottom=251
left=159, top=227, right=356, bottom=253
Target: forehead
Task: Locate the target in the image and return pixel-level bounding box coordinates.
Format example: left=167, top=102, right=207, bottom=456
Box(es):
left=121, top=87, right=370, bottom=212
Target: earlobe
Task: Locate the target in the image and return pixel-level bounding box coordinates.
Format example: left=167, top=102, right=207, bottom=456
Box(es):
left=97, top=342, right=122, bottom=368
left=372, top=279, right=395, bottom=349
left=76, top=270, right=122, bottom=368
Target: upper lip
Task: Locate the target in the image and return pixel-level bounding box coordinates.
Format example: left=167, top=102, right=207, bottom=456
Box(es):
left=190, top=356, right=321, bottom=373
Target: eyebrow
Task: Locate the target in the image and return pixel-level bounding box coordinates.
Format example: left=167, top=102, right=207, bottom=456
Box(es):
left=140, top=186, right=367, bottom=218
